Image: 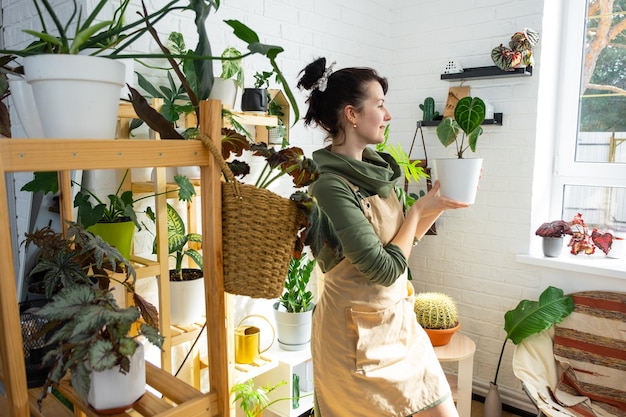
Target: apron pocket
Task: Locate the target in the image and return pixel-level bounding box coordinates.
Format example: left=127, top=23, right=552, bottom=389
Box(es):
left=350, top=299, right=410, bottom=375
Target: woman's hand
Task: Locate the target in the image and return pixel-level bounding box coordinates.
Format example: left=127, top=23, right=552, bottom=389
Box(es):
left=411, top=180, right=470, bottom=218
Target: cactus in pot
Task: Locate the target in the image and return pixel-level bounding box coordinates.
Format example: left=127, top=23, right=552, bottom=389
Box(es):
left=414, top=292, right=459, bottom=346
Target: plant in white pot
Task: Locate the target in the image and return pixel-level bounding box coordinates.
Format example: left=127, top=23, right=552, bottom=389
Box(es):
left=209, top=46, right=244, bottom=109
left=147, top=203, right=205, bottom=326
left=434, top=96, right=486, bottom=204
left=1, top=0, right=180, bottom=139
left=25, top=223, right=164, bottom=413
left=534, top=219, right=573, bottom=257
left=273, top=254, right=316, bottom=351
left=21, top=169, right=196, bottom=259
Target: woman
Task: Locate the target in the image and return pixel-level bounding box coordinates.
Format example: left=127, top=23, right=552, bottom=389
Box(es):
left=298, top=57, right=469, bottom=417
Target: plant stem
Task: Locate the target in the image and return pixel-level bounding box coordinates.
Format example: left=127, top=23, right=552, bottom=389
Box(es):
left=493, top=339, right=508, bottom=385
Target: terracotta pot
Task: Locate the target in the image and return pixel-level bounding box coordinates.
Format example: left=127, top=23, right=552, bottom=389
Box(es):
left=423, top=322, right=461, bottom=346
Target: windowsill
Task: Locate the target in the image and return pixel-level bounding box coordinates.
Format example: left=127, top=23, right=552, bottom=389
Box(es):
left=516, top=253, right=626, bottom=280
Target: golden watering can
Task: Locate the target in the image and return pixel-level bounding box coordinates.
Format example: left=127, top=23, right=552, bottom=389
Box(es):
left=234, top=314, right=275, bottom=364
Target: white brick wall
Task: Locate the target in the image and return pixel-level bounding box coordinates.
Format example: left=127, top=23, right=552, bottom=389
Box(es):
left=4, top=0, right=625, bottom=411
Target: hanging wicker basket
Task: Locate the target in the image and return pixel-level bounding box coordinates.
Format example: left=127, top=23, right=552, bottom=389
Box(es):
left=202, top=134, right=305, bottom=299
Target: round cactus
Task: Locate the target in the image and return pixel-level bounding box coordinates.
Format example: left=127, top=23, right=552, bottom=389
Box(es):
left=414, top=292, right=458, bottom=330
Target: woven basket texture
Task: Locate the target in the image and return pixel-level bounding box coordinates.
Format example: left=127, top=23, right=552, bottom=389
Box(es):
left=222, top=182, right=303, bottom=299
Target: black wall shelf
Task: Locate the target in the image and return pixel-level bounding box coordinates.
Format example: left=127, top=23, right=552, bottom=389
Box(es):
left=418, top=112, right=503, bottom=127
left=440, top=66, right=532, bottom=81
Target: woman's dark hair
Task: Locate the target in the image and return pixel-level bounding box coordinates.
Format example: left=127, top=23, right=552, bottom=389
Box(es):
left=297, top=57, right=388, bottom=138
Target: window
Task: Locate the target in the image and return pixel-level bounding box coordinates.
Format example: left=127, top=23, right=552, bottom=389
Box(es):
left=554, top=0, right=626, bottom=234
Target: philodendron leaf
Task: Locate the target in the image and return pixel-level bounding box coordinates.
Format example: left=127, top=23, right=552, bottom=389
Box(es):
left=504, top=286, right=574, bottom=345
left=436, top=117, right=460, bottom=148
left=454, top=96, right=486, bottom=136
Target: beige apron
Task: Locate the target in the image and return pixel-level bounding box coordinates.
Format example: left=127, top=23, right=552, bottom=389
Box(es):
left=312, top=180, right=450, bottom=417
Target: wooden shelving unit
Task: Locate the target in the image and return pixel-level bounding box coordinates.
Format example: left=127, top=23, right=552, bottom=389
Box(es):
left=418, top=112, right=503, bottom=127
left=0, top=101, right=230, bottom=417
left=440, top=65, right=533, bottom=80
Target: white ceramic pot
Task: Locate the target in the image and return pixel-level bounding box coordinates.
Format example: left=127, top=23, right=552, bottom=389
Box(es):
left=542, top=236, right=564, bottom=258
left=6, top=74, right=44, bottom=137
left=88, top=341, right=145, bottom=413
left=273, top=302, right=313, bottom=351
left=23, top=54, right=125, bottom=138
left=170, top=270, right=205, bottom=326
left=208, top=78, right=238, bottom=109
left=432, top=158, right=483, bottom=204
left=177, top=166, right=201, bottom=180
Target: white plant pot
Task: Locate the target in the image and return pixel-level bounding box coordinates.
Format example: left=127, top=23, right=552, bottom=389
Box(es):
left=432, top=158, right=483, bottom=204
left=177, top=166, right=201, bottom=179
left=273, top=302, right=313, bottom=351
left=88, top=341, right=145, bottom=413
left=542, top=236, right=564, bottom=258
left=208, top=78, right=238, bottom=109
left=23, top=54, right=125, bottom=138
left=6, top=74, right=44, bottom=138
left=170, top=273, right=205, bottom=326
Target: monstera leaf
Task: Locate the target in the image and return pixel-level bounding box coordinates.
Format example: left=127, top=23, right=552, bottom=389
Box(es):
left=493, top=286, right=574, bottom=384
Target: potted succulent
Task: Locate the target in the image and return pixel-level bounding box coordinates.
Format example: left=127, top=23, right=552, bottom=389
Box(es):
left=535, top=219, right=573, bottom=257
left=273, top=254, right=316, bottom=351
left=413, top=292, right=460, bottom=346
left=23, top=223, right=164, bottom=412
left=21, top=169, right=196, bottom=259
left=147, top=203, right=205, bottom=326
left=434, top=96, right=486, bottom=204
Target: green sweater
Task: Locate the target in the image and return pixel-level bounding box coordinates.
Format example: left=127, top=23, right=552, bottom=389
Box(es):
left=309, top=146, right=407, bottom=286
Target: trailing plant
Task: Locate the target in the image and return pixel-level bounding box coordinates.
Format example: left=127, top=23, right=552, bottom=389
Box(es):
left=413, top=292, right=458, bottom=330
left=278, top=254, right=316, bottom=313
left=21, top=169, right=196, bottom=230
left=146, top=203, right=203, bottom=280
left=231, top=379, right=287, bottom=417
left=22, top=223, right=163, bottom=405
left=491, top=286, right=574, bottom=385
left=436, top=96, right=486, bottom=158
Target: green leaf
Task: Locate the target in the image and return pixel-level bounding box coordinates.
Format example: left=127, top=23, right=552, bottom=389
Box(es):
left=174, top=175, right=196, bottom=202
left=504, top=286, right=574, bottom=345
left=20, top=171, right=59, bottom=194
left=140, top=323, right=165, bottom=349
left=436, top=118, right=460, bottom=148
left=70, top=360, right=91, bottom=402
left=89, top=339, right=117, bottom=372
left=454, top=96, right=485, bottom=136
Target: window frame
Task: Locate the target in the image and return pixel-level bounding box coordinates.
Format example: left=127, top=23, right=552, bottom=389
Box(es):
left=552, top=0, right=626, bottom=219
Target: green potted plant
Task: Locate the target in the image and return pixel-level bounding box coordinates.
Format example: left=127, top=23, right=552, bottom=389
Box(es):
left=21, top=169, right=196, bottom=259
left=434, top=96, right=486, bottom=204
left=147, top=203, right=204, bottom=326
left=24, top=223, right=164, bottom=412
left=485, top=286, right=574, bottom=417
left=273, top=254, right=316, bottom=351
left=1, top=0, right=181, bottom=139
left=413, top=292, right=460, bottom=346
left=535, top=219, right=573, bottom=257
left=209, top=46, right=244, bottom=109
left=241, top=70, right=274, bottom=112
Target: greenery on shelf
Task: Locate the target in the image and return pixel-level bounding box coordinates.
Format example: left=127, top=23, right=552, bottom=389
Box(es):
left=146, top=202, right=203, bottom=280
left=278, top=254, right=316, bottom=313
left=23, top=223, right=163, bottom=405
left=21, top=169, right=196, bottom=229
left=436, top=96, right=486, bottom=158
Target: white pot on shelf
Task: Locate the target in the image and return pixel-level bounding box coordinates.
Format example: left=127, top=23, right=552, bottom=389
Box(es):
left=273, top=302, right=314, bottom=351
left=88, top=341, right=145, bottom=413
left=432, top=158, right=483, bottom=204
left=23, top=54, right=125, bottom=139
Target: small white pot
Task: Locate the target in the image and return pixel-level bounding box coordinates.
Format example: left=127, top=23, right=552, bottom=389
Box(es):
left=432, top=158, right=483, bottom=204
left=88, top=341, right=145, bottom=413
left=208, top=78, right=238, bottom=109
left=273, top=302, right=314, bottom=351
left=23, top=54, right=125, bottom=139
left=170, top=271, right=205, bottom=326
